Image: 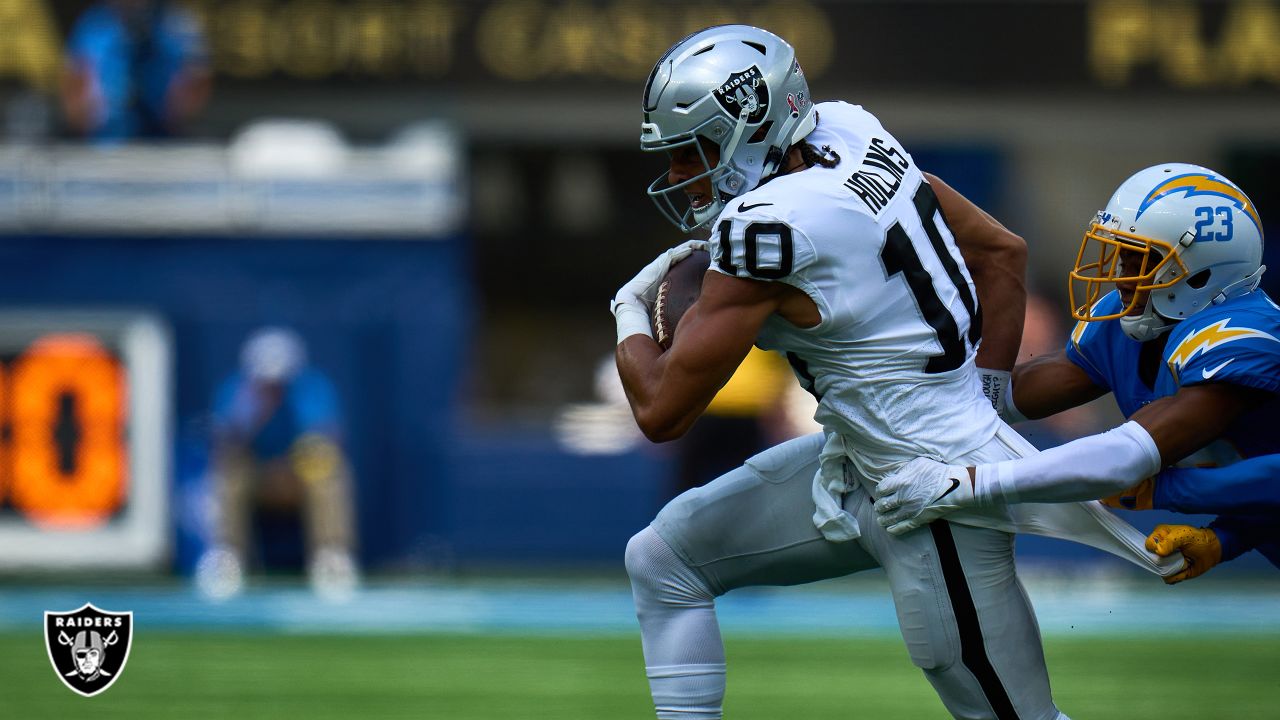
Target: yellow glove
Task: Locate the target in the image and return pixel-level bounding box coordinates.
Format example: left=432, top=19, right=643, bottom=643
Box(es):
left=1146, top=524, right=1222, bottom=585
left=1102, top=477, right=1155, bottom=510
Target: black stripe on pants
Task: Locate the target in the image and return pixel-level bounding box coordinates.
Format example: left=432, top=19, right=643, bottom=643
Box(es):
left=929, top=520, right=1020, bottom=720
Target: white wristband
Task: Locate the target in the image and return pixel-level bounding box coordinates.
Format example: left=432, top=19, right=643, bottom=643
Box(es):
left=974, top=421, right=1161, bottom=505
left=979, top=369, right=1027, bottom=424
left=614, top=302, right=654, bottom=345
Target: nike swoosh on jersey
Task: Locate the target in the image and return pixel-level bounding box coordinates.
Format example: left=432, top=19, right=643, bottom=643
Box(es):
left=738, top=202, right=774, bottom=212
left=935, top=477, right=961, bottom=502
left=1201, top=358, right=1235, bottom=379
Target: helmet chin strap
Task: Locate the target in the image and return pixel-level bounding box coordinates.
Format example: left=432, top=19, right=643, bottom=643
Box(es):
left=687, top=112, right=751, bottom=231
left=1122, top=264, right=1267, bottom=341
left=760, top=109, right=803, bottom=178
left=714, top=109, right=753, bottom=196
left=1119, top=304, right=1176, bottom=342
left=1212, top=265, right=1266, bottom=305
left=703, top=103, right=812, bottom=222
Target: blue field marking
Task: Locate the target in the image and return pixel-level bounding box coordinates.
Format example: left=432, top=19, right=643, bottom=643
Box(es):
left=0, top=581, right=1275, bottom=636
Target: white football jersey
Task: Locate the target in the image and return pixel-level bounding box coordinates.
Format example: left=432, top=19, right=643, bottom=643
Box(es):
left=710, top=101, right=1001, bottom=479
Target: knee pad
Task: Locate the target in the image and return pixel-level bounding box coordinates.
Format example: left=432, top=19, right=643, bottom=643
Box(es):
left=627, top=527, right=726, bottom=718
left=626, top=526, right=715, bottom=607
left=893, top=585, right=959, bottom=672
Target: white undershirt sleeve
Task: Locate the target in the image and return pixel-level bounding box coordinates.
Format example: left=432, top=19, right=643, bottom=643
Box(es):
left=974, top=421, right=1162, bottom=505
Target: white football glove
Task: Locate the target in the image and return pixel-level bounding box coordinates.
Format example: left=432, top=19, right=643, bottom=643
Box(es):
left=872, top=457, right=975, bottom=536
left=611, top=239, right=708, bottom=344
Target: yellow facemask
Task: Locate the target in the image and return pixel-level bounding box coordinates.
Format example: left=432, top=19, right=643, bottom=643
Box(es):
left=1068, top=223, right=1188, bottom=322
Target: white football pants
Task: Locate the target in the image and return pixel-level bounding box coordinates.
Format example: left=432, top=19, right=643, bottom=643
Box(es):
left=628, top=432, right=1071, bottom=720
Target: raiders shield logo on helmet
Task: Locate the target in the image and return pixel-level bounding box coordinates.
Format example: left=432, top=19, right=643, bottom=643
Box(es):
left=44, top=603, right=133, bottom=697
left=713, top=66, right=769, bottom=124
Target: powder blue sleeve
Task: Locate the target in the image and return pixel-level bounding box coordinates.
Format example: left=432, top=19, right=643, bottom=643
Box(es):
left=1155, top=456, right=1280, bottom=514
left=1177, top=339, right=1280, bottom=393
left=1208, top=515, right=1278, bottom=566
left=1061, top=292, right=1125, bottom=391
left=1063, top=333, right=1109, bottom=389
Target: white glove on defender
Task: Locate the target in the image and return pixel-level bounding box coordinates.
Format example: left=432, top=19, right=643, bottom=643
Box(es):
left=872, top=458, right=976, bottom=536
left=611, top=239, right=708, bottom=344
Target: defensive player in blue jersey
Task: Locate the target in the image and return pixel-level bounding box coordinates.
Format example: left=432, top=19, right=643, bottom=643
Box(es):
left=872, top=163, right=1278, bottom=583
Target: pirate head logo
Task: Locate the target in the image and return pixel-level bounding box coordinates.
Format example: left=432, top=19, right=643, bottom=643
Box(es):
left=713, top=66, right=769, bottom=124
left=45, top=603, right=133, bottom=697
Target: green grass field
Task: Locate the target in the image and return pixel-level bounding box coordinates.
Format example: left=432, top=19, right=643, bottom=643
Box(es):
left=4, top=632, right=1278, bottom=719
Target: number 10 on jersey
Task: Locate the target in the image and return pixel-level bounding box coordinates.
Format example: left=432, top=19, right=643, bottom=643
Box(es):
left=881, top=182, right=982, bottom=374
left=713, top=181, right=981, bottom=375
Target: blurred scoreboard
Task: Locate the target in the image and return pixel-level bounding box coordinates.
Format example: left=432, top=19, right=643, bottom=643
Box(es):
left=0, top=311, right=170, bottom=570
left=4, top=0, right=1279, bottom=100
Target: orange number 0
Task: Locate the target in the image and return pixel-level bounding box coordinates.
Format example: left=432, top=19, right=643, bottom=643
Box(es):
left=6, top=334, right=127, bottom=528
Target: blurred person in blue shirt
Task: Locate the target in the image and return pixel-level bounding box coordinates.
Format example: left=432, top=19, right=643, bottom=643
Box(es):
left=196, top=327, right=359, bottom=600
left=60, top=0, right=211, bottom=143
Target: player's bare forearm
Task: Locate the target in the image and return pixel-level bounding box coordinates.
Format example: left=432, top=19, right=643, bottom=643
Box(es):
left=615, top=334, right=711, bottom=443
left=910, top=381, right=1261, bottom=512
left=1010, top=350, right=1108, bottom=419
left=616, top=274, right=778, bottom=442
left=969, top=256, right=1025, bottom=372
left=1130, top=383, right=1263, bottom=465
left=615, top=314, right=747, bottom=442
left=925, top=173, right=1026, bottom=371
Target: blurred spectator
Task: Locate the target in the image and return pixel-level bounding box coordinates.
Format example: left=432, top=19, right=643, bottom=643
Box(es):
left=553, top=354, right=646, bottom=456
left=196, top=327, right=358, bottom=601
left=671, top=347, right=797, bottom=499
left=60, top=0, right=210, bottom=143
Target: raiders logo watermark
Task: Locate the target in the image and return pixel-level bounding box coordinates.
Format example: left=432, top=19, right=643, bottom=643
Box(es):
left=713, top=66, right=769, bottom=124
left=44, top=603, right=133, bottom=697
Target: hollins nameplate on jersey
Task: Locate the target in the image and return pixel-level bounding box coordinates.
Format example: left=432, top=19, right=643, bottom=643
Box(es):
left=843, top=137, right=911, bottom=214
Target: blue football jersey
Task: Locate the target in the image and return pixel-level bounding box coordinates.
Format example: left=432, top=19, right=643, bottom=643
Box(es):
left=1066, top=290, right=1280, bottom=460
left=1064, top=292, right=1154, bottom=419
left=1157, top=291, right=1280, bottom=460
left=1065, top=290, right=1280, bottom=565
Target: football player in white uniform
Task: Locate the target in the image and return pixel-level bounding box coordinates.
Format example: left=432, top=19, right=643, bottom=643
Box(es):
left=613, top=25, right=1181, bottom=720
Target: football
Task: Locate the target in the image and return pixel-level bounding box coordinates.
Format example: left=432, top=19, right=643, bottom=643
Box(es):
left=652, top=249, right=711, bottom=350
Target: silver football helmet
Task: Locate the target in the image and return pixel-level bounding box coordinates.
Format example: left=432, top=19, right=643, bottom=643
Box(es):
left=641, top=25, right=817, bottom=232
left=1069, top=163, right=1265, bottom=342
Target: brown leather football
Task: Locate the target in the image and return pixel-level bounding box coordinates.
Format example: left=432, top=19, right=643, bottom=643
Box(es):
left=652, top=249, right=711, bottom=350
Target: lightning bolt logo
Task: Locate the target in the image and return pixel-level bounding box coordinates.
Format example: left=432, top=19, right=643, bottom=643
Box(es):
left=1070, top=319, right=1088, bottom=347
left=1137, top=173, right=1262, bottom=234
left=1071, top=295, right=1113, bottom=341
left=1165, top=318, right=1279, bottom=379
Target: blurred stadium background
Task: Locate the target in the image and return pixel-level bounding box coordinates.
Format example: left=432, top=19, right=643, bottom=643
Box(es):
left=0, top=0, right=1277, bottom=717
